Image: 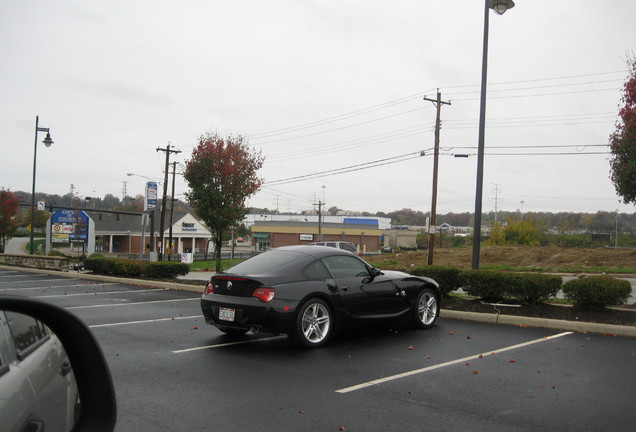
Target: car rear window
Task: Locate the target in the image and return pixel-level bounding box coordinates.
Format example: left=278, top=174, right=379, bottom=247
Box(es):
left=225, top=250, right=308, bottom=275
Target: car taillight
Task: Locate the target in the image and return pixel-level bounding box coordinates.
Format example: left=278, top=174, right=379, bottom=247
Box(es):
left=252, top=287, right=275, bottom=302
left=205, top=282, right=214, bottom=295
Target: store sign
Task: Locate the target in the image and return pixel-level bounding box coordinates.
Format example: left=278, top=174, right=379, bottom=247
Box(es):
left=145, top=182, right=158, bottom=210
left=52, top=233, right=70, bottom=243
left=182, top=222, right=197, bottom=231
left=50, top=210, right=89, bottom=241
left=299, top=234, right=313, bottom=241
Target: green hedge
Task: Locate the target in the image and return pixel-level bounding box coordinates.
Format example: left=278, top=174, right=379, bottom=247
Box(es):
left=562, top=275, right=631, bottom=308
left=410, top=265, right=461, bottom=296
left=508, top=273, right=562, bottom=304
left=84, top=256, right=189, bottom=278
left=458, top=270, right=522, bottom=302
left=411, top=265, right=631, bottom=308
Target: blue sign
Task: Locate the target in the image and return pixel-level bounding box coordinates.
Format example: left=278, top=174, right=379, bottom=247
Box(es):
left=146, top=182, right=158, bottom=210
left=51, top=210, right=89, bottom=240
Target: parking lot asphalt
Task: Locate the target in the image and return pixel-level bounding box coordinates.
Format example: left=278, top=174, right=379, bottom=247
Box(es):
left=3, top=266, right=636, bottom=432
left=2, top=265, right=635, bottom=337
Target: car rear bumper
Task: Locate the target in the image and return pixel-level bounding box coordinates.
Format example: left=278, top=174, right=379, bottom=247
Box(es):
left=200, top=296, right=296, bottom=334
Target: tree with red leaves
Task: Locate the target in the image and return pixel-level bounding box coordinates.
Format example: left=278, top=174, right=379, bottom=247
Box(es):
left=184, top=132, right=264, bottom=271
left=609, top=58, right=636, bottom=205
left=0, top=189, right=20, bottom=253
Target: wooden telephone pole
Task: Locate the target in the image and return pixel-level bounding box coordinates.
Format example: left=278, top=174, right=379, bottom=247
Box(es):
left=424, top=90, right=451, bottom=265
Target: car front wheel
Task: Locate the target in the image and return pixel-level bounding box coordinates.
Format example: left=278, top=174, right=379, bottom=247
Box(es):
left=411, top=288, right=439, bottom=329
left=288, top=298, right=333, bottom=348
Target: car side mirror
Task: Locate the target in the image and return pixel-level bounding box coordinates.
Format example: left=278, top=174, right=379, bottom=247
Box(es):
left=363, top=267, right=382, bottom=283
left=0, top=296, right=117, bottom=432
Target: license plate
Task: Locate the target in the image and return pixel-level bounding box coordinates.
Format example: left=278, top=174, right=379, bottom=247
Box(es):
left=219, top=307, right=235, bottom=321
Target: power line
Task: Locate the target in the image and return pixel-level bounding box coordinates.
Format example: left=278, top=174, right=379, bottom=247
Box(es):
left=265, top=151, right=423, bottom=186
left=249, top=88, right=438, bottom=138
left=251, top=106, right=432, bottom=146
left=249, top=70, right=625, bottom=140
left=444, top=78, right=622, bottom=97
left=454, top=86, right=619, bottom=102
left=267, top=124, right=434, bottom=162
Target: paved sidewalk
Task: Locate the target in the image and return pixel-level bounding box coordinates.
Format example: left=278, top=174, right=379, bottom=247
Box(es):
left=178, top=271, right=214, bottom=281
left=4, top=237, right=27, bottom=254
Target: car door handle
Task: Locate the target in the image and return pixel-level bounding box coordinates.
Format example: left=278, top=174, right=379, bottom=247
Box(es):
left=341, top=286, right=349, bottom=291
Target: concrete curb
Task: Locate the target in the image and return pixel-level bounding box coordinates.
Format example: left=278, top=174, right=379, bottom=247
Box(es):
left=0, top=265, right=205, bottom=293
left=2, top=265, right=634, bottom=337
left=441, top=309, right=636, bottom=337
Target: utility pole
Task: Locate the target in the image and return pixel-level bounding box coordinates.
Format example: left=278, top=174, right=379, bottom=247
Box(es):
left=156, top=143, right=181, bottom=261
left=167, top=161, right=177, bottom=261
left=423, top=90, right=451, bottom=265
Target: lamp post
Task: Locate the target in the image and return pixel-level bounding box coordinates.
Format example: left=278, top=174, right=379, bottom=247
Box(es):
left=471, top=0, right=515, bottom=269
left=615, top=209, right=619, bottom=249
left=30, top=116, right=54, bottom=255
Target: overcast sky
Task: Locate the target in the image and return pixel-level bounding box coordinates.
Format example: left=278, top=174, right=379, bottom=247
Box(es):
left=1, top=0, right=635, bottom=216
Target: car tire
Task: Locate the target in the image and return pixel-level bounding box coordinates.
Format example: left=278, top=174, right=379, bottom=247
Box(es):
left=216, top=325, right=249, bottom=336
left=411, top=287, right=439, bottom=329
left=288, top=298, right=333, bottom=348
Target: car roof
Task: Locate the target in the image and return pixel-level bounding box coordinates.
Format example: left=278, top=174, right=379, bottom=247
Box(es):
left=274, top=245, right=356, bottom=258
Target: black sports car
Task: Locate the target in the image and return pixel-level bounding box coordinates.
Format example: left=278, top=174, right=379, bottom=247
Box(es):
left=201, top=245, right=441, bottom=348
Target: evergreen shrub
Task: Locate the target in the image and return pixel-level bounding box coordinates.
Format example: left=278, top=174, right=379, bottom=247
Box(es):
left=562, top=275, right=631, bottom=308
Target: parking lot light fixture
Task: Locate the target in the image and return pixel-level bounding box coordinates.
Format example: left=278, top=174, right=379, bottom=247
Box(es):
left=30, top=115, right=54, bottom=255
left=472, top=0, right=515, bottom=269
left=490, top=0, right=515, bottom=15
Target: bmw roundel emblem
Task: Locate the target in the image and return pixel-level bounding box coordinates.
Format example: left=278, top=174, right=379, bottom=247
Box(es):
left=227, top=281, right=233, bottom=290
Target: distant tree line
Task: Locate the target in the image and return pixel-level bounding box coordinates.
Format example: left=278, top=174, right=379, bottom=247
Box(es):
left=251, top=206, right=634, bottom=235
left=7, top=190, right=634, bottom=236
left=10, top=190, right=192, bottom=230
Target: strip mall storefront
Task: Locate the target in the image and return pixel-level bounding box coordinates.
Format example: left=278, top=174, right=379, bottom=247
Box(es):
left=250, top=221, right=381, bottom=253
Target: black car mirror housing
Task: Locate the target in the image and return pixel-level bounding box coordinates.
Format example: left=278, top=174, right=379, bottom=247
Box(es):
left=0, top=296, right=117, bottom=432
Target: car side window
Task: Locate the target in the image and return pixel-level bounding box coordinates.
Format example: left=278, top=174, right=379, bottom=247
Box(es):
left=5, top=312, right=49, bottom=360
left=322, top=255, right=370, bottom=278
left=303, top=260, right=331, bottom=281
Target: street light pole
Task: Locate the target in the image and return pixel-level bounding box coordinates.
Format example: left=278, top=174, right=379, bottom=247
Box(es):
left=471, top=0, right=515, bottom=269
left=30, top=116, right=54, bottom=255
left=615, top=209, right=619, bottom=248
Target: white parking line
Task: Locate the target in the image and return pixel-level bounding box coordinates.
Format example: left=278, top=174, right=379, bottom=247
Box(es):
left=90, top=315, right=201, bottom=328
left=66, top=297, right=199, bottom=309
left=172, top=335, right=287, bottom=353
left=1, top=283, right=118, bottom=292
left=34, top=288, right=165, bottom=298
left=0, top=278, right=72, bottom=284
left=335, top=331, right=573, bottom=394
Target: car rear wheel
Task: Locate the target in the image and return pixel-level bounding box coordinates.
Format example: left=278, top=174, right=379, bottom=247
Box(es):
left=411, top=288, right=439, bottom=329
left=288, top=298, right=333, bottom=348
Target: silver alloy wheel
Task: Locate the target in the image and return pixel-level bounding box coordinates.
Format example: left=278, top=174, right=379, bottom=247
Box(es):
left=301, top=302, right=331, bottom=343
left=418, top=291, right=438, bottom=325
